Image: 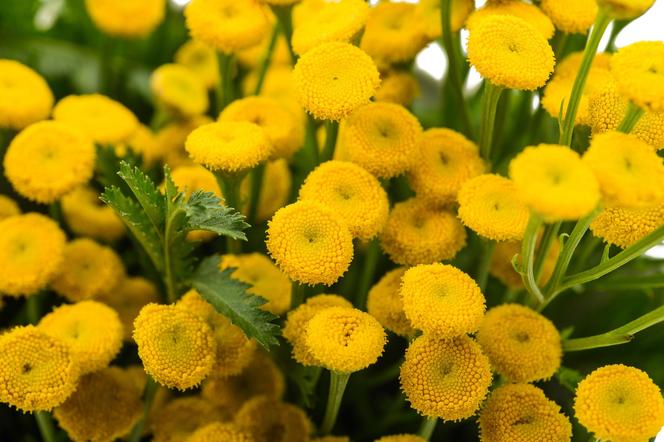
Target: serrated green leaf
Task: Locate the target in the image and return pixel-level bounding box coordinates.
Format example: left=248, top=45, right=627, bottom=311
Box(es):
left=163, top=166, right=183, bottom=208
left=191, top=256, right=280, bottom=348
left=118, top=161, right=165, bottom=232
left=185, top=190, right=249, bottom=240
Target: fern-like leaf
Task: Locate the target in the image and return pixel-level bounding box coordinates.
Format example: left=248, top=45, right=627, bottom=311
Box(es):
left=185, top=190, right=249, bottom=240
left=117, top=161, right=165, bottom=232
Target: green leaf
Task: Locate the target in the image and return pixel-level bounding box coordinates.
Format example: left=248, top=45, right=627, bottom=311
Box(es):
left=185, top=190, right=249, bottom=240
left=191, top=256, right=280, bottom=349
left=118, top=161, right=165, bottom=232
left=556, top=366, right=583, bottom=392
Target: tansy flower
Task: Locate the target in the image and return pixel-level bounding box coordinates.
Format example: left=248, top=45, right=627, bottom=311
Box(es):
left=509, top=144, right=600, bottom=221
left=478, top=383, right=572, bottom=442
left=235, top=396, right=312, bottom=442
left=85, top=0, right=165, bottom=37
left=293, top=42, right=380, bottom=121
left=266, top=201, right=354, bottom=286
left=4, top=121, right=95, bottom=204
left=457, top=174, right=530, bottom=242
left=311, top=437, right=350, bottom=442
left=380, top=198, right=467, bottom=266
left=583, top=131, right=664, bottom=208
left=401, top=264, right=485, bottom=338
left=0, top=325, right=78, bottom=411
left=467, top=2, right=555, bottom=39
left=415, top=0, right=474, bottom=40
left=540, top=0, right=597, bottom=34
left=374, top=70, right=420, bottom=107
left=610, top=41, right=664, bottom=112
left=150, top=64, right=209, bottom=118
left=574, top=364, right=664, bottom=442
left=53, top=94, right=138, bottom=145
left=51, top=238, right=125, bottom=302
left=175, top=40, right=219, bottom=90
left=400, top=335, right=492, bottom=421
left=305, top=307, right=386, bottom=373
left=120, top=124, right=161, bottom=166
left=185, top=0, right=270, bottom=54
left=590, top=203, right=664, bottom=248
left=152, top=396, right=229, bottom=442
left=467, top=15, right=555, bottom=91
left=243, top=66, right=298, bottom=104
left=61, top=186, right=125, bottom=243
left=0, top=195, right=20, bottom=220
left=240, top=159, right=292, bottom=223
left=0, top=213, right=65, bottom=297
left=477, top=304, right=562, bottom=383
left=0, top=59, right=53, bottom=130
left=375, top=436, right=426, bottom=442
left=133, top=303, right=217, bottom=390
left=342, top=102, right=422, bottom=179
left=407, top=128, right=485, bottom=206
left=283, top=294, right=353, bottom=366
left=220, top=253, right=292, bottom=315
left=157, top=115, right=212, bottom=168
left=187, top=422, right=254, bottom=442
left=490, top=237, right=560, bottom=289
left=39, top=301, right=124, bottom=375
left=367, top=267, right=415, bottom=338
left=185, top=121, right=272, bottom=174
left=596, top=0, right=654, bottom=19
left=53, top=367, right=142, bottom=442
left=97, top=277, right=159, bottom=341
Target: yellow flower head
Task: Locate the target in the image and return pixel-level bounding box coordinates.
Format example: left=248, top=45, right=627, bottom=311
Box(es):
left=574, top=364, right=664, bottom=442
left=98, top=277, right=159, bottom=341
left=408, top=128, right=485, bottom=206
left=133, top=303, right=217, bottom=390
left=611, top=41, right=664, bottom=112
left=293, top=42, right=380, bottom=121
left=53, top=367, right=142, bottom=442
left=590, top=203, right=664, bottom=248
left=0, top=195, right=20, bottom=220
left=380, top=198, right=467, bottom=266
left=151, top=396, right=228, bottom=442
left=292, top=0, right=369, bottom=56
left=509, top=144, right=600, bottom=221
left=283, top=294, right=353, bottom=366
left=490, top=237, right=560, bottom=289
left=4, top=121, right=95, bottom=203
left=458, top=174, right=530, bottom=241
left=240, top=159, right=292, bottom=223
left=151, top=64, right=209, bottom=118
left=0, top=325, right=78, bottom=411
left=0, top=59, right=53, bottom=130
left=374, top=70, right=420, bottom=107
left=188, top=422, right=254, bottom=442
left=479, top=383, right=572, bottom=442
left=312, top=437, right=350, bottom=442
left=400, top=335, right=492, bottom=421
left=53, top=94, right=138, bottom=145
left=342, top=102, right=422, bottom=179
left=61, top=186, right=125, bottom=243
left=118, top=124, right=161, bottom=166
left=220, top=96, right=304, bottom=159
left=375, top=436, right=426, bottom=442
left=175, top=40, right=219, bottom=90
left=401, top=263, right=485, bottom=338
left=477, top=304, right=562, bottom=383
left=540, top=0, right=597, bottom=34
left=467, top=2, right=555, bottom=40
left=597, top=0, right=654, bottom=19
left=235, top=396, right=312, bottom=442
left=415, top=0, right=474, bottom=39
left=266, top=200, right=354, bottom=286
left=0, top=213, right=65, bottom=297
left=220, top=253, right=292, bottom=315
left=51, top=238, right=125, bottom=302
left=85, top=0, right=165, bottom=37
left=467, top=15, right=554, bottom=90
left=157, top=115, right=212, bottom=168
left=367, top=267, right=415, bottom=338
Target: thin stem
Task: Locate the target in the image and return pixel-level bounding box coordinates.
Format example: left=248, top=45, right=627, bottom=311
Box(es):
left=48, top=201, right=63, bottom=227
left=163, top=208, right=181, bottom=304
left=476, top=240, right=496, bottom=292
left=271, top=4, right=296, bottom=64
left=478, top=81, right=504, bottom=163
left=554, top=32, right=570, bottom=60
left=26, top=294, right=41, bottom=324
left=418, top=417, right=438, bottom=440
left=127, top=376, right=159, bottom=442
left=355, top=238, right=381, bottom=309
left=321, top=120, right=339, bottom=163
left=247, top=163, right=266, bottom=225
left=305, top=114, right=320, bottom=168
left=254, top=25, right=280, bottom=95
left=215, top=52, right=235, bottom=115
left=520, top=214, right=545, bottom=304
left=320, top=371, right=351, bottom=435
left=617, top=101, right=644, bottom=133
left=215, top=173, right=244, bottom=254
left=291, top=281, right=305, bottom=309
left=34, top=411, right=57, bottom=442
left=533, top=221, right=560, bottom=281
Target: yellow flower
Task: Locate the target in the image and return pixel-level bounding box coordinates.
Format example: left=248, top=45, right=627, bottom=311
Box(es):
left=97, top=277, right=159, bottom=341
left=367, top=267, right=415, bottom=338
left=235, top=396, right=312, bottom=442
left=590, top=203, right=664, bottom=248
left=39, top=301, right=123, bottom=375
left=185, top=121, right=272, bottom=174
left=0, top=195, right=20, bottom=220
left=458, top=174, right=530, bottom=241
left=236, top=28, right=291, bottom=69
left=597, top=0, right=654, bottom=19
left=375, top=436, right=426, bottom=442
left=540, top=0, right=597, bottom=34
left=305, top=307, right=386, bottom=373
left=85, top=0, right=165, bottom=37
left=187, top=422, right=253, bottom=442
left=479, top=383, right=572, bottom=442
left=490, top=237, right=560, bottom=289
left=509, top=144, right=600, bottom=221
left=185, top=0, right=270, bottom=54
left=266, top=201, right=354, bottom=286
left=610, top=41, right=664, bottom=112
left=0, top=213, right=65, bottom=297
left=120, top=124, right=161, bottom=166
left=220, top=96, right=304, bottom=159
left=4, top=121, right=95, bottom=203
left=53, top=94, right=138, bottom=145
left=133, top=303, right=217, bottom=390
left=53, top=367, right=142, bottom=442
left=220, top=253, right=292, bottom=315
left=175, top=40, right=219, bottom=90
left=415, top=0, right=474, bottom=39
left=240, top=159, right=292, bottom=223
left=374, top=70, right=420, bottom=107
left=312, top=437, right=350, bottom=442
left=380, top=198, right=467, bottom=266
left=400, top=335, right=492, bottom=421
left=0, top=59, right=53, bottom=130
left=263, top=0, right=301, bottom=4
left=477, top=304, right=562, bottom=383
left=574, top=364, right=664, bottom=442
left=157, top=115, right=213, bottom=168
left=467, top=15, right=554, bottom=90
left=408, top=128, right=485, bottom=206
left=151, top=396, right=229, bottom=442
left=0, top=325, right=78, bottom=412
left=467, top=2, right=555, bottom=39
left=293, top=42, right=380, bottom=121
left=150, top=64, right=209, bottom=118
left=283, top=294, right=353, bottom=366
left=292, top=0, right=369, bottom=56
left=61, top=186, right=125, bottom=243
left=342, top=102, right=422, bottom=179
left=243, top=66, right=298, bottom=105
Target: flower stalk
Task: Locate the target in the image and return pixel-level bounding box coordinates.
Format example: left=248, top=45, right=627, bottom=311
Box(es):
left=617, top=101, right=644, bottom=133
left=478, top=81, right=504, bottom=162
left=321, top=120, right=339, bottom=163
left=34, top=411, right=57, bottom=442
left=214, top=172, right=245, bottom=254
left=254, top=25, right=280, bottom=95
left=215, top=52, right=235, bottom=114
left=355, top=238, right=381, bottom=309
left=418, top=417, right=438, bottom=440
left=520, top=214, right=545, bottom=304
left=127, top=376, right=159, bottom=442
left=320, top=371, right=351, bottom=435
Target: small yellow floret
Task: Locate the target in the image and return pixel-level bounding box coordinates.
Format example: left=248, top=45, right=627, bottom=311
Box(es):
left=540, top=0, right=597, bottom=34
left=61, top=186, right=125, bottom=243
left=367, top=267, right=415, bottom=338
left=175, top=40, right=219, bottom=89
left=151, top=396, right=228, bottom=442
left=415, top=0, right=474, bottom=39
left=467, top=2, right=555, bottom=39
left=0, top=59, right=53, bottom=130
left=151, top=64, right=209, bottom=118
left=85, top=0, right=165, bottom=37
left=187, top=422, right=254, bottom=442
left=590, top=203, right=664, bottom=248
left=610, top=41, right=664, bottom=112
left=597, top=0, right=654, bottom=19
left=235, top=396, right=312, bottom=442
left=0, top=195, right=20, bottom=221
left=374, top=70, right=420, bottom=107
left=97, top=277, right=159, bottom=341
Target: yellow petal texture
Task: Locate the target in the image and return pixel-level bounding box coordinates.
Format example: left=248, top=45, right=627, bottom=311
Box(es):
left=367, top=267, right=415, bottom=338
left=467, top=2, right=554, bottom=39
left=540, top=0, right=597, bottom=34
left=175, top=39, right=219, bottom=90
left=0, top=59, right=53, bottom=130
left=85, top=0, right=165, bottom=37
left=0, top=194, right=20, bottom=221
left=151, top=396, right=229, bottom=442
left=151, top=63, right=209, bottom=118
left=61, top=186, right=125, bottom=243
left=187, top=422, right=254, bottom=442
left=415, top=0, right=474, bottom=39
left=590, top=203, right=664, bottom=249
left=597, top=0, right=655, bottom=19
left=97, top=277, right=159, bottom=341
left=610, top=41, right=664, bottom=112
left=235, top=396, right=312, bottom=442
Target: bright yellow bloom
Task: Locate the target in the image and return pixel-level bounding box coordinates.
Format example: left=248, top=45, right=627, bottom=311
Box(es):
left=490, top=237, right=559, bottom=289
left=415, top=0, right=474, bottom=39
left=479, top=383, right=572, bottom=442
left=175, top=40, right=219, bottom=90
left=263, top=0, right=301, bottom=4
left=171, top=165, right=221, bottom=197
left=120, top=124, right=161, bottom=166
left=0, top=213, right=65, bottom=297
left=151, top=396, right=228, bottom=442
left=240, top=159, right=292, bottom=223
left=400, top=335, right=492, bottom=421
left=467, top=15, right=554, bottom=90
left=293, top=42, right=380, bottom=121
left=574, top=364, right=664, bottom=442
left=151, top=64, right=209, bottom=118
left=97, top=277, right=159, bottom=341
left=590, top=203, right=664, bottom=248
left=157, top=115, right=213, bottom=168
left=374, top=70, right=420, bottom=107
left=0, top=325, right=78, bottom=411
left=187, top=422, right=254, bottom=442
left=541, top=0, right=597, bottom=34
left=467, top=2, right=555, bottom=39
left=85, top=0, right=165, bottom=37
left=61, top=186, right=125, bottom=243
left=477, top=304, right=562, bottom=383
left=235, top=396, right=312, bottom=442
left=510, top=144, right=600, bottom=221
left=597, top=0, right=654, bottom=19
left=611, top=41, right=664, bottom=112
left=375, top=436, right=426, bottom=442
left=367, top=267, right=415, bottom=338
left=0, top=59, right=53, bottom=130
left=0, top=195, right=20, bottom=220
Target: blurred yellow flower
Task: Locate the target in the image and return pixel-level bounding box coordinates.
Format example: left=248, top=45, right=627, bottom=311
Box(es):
left=85, top=0, right=165, bottom=37
left=0, top=59, right=53, bottom=130
left=151, top=64, right=209, bottom=118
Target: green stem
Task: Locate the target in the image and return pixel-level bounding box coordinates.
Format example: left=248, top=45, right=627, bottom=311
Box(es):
left=593, top=273, right=664, bottom=290
left=418, top=417, right=438, bottom=440
left=571, top=235, right=602, bottom=273
left=26, top=294, right=41, bottom=324
left=127, top=376, right=159, bottom=442
left=34, top=411, right=57, bottom=442
left=271, top=5, right=296, bottom=64
left=48, top=201, right=63, bottom=227
left=215, top=172, right=244, bottom=254
left=163, top=208, right=181, bottom=304
left=478, top=81, right=504, bottom=163
left=254, top=25, right=280, bottom=95
left=476, top=240, right=496, bottom=292
left=355, top=238, right=381, bottom=309
left=617, top=101, right=644, bottom=133
left=305, top=114, right=320, bottom=168
left=533, top=221, right=560, bottom=281
left=247, top=163, right=266, bottom=225
left=215, top=52, right=235, bottom=115
left=321, top=120, right=339, bottom=163
left=554, top=32, right=570, bottom=59
left=520, top=215, right=545, bottom=304
left=320, top=371, right=351, bottom=435
left=291, top=281, right=305, bottom=309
